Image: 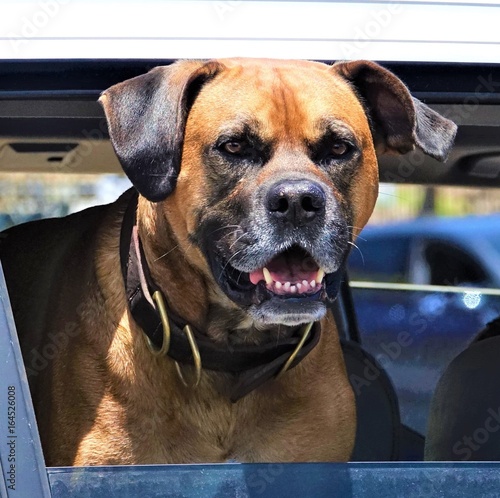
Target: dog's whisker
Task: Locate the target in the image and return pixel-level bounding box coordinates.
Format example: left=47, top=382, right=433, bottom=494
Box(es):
left=154, top=244, right=181, bottom=262
left=275, top=324, right=282, bottom=346
left=222, top=249, right=245, bottom=270
left=347, top=225, right=366, bottom=235
left=378, top=191, right=403, bottom=200
left=348, top=240, right=364, bottom=264
left=154, top=234, right=199, bottom=263
left=207, top=225, right=242, bottom=237
left=348, top=231, right=367, bottom=243
left=236, top=270, right=244, bottom=285
left=229, top=231, right=249, bottom=250
left=347, top=226, right=367, bottom=242
left=218, top=249, right=246, bottom=281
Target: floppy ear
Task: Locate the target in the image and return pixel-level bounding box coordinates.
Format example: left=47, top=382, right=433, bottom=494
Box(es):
left=333, top=60, right=457, bottom=161
left=99, top=60, right=223, bottom=201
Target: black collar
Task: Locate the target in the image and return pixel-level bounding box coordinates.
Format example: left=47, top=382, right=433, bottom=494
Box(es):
left=119, top=189, right=321, bottom=402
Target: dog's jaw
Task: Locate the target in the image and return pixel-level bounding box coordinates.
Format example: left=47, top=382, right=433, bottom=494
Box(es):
left=247, top=298, right=327, bottom=326
left=200, top=226, right=348, bottom=328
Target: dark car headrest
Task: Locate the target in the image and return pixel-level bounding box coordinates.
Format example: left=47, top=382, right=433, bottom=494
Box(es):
left=425, top=333, right=500, bottom=461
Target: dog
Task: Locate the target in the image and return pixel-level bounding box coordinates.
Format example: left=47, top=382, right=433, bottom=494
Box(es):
left=0, top=59, right=456, bottom=466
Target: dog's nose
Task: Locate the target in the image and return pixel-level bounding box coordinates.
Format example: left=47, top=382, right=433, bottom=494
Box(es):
left=265, top=180, right=326, bottom=227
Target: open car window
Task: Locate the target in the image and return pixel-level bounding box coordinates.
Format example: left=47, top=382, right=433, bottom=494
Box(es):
left=348, top=185, right=500, bottom=435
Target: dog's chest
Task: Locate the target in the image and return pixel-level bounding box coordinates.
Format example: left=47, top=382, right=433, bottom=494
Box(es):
left=126, top=391, right=255, bottom=463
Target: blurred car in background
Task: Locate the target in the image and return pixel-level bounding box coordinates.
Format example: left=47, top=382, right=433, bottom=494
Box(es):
left=349, top=214, right=500, bottom=288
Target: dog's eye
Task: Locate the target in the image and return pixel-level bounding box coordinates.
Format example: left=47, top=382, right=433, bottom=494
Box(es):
left=223, top=140, right=245, bottom=155
left=331, top=141, right=349, bottom=156
left=311, top=137, right=354, bottom=167
left=217, top=136, right=267, bottom=165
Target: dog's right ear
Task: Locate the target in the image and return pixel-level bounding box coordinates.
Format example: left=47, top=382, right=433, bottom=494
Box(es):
left=99, top=60, right=223, bottom=202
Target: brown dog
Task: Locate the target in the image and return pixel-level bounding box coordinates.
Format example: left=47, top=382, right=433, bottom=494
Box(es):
left=0, top=59, right=456, bottom=466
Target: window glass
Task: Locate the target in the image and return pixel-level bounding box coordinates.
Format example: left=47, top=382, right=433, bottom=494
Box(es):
left=349, top=236, right=411, bottom=283
left=0, top=173, right=131, bottom=231
left=353, top=287, right=500, bottom=434
left=424, top=241, right=488, bottom=287
left=349, top=184, right=500, bottom=435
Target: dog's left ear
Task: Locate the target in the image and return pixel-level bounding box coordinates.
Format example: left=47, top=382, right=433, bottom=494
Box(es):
left=333, top=60, right=457, bottom=161
left=99, top=60, right=223, bottom=201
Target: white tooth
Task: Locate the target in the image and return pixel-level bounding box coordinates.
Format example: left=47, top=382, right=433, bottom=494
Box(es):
left=302, top=280, right=309, bottom=287
left=296, top=283, right=302, bottom=292
left=310, top=280, right=317, bottom=288
left=263, top=267, right=273, bottom=285
left=316, top=268, right=325, bottom=282
left=290, top=285, right=297, bottom=294
left=284, top=282, right=291, bottom=292
left=275, top=281, right=282, bottom=290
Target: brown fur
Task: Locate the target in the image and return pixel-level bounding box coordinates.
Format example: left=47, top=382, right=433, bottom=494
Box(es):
left=0, top=58, right=456, bottom=466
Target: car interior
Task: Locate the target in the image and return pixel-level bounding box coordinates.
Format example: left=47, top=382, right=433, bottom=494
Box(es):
left=1, top=58, right=500, bottom=494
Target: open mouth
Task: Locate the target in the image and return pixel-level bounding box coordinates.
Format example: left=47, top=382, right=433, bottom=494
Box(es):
left=248, top=246, right=325, bottom=297
left=213, top=244, right=342, bottom=308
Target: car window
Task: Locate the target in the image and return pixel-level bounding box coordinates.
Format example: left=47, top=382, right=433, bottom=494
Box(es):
left=1, top=21, right=500, bottom=491
left=349, top=235, right=411, bottom=283
left=423, top=241, right=489, bottom=287
left=0, top=173, right=131, bottom=231
left=348, top=184, right=500, bottom=436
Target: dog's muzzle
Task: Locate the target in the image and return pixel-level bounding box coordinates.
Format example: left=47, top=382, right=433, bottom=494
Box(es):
left=202, top=178, right=350, bottom=326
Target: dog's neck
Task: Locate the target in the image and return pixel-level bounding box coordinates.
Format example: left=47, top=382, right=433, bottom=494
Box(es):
left=136, top=196, right=298, bottom=346
left=122, top=191, right=322, bottom=402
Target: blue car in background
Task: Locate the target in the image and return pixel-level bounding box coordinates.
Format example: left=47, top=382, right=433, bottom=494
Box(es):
left=349, top=214, right=500, bottom=288
left=348, top=215, right=500, bottom=434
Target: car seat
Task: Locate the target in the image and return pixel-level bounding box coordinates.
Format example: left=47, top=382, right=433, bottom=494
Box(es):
left=335, top=277, right=425, bottom=461
left=425, top=317, right=500, bottom=460
left=342, top=339, right=424, bottom=461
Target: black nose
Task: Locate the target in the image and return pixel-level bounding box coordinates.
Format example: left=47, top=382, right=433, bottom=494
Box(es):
left=265, top=180, right=326, bottom=227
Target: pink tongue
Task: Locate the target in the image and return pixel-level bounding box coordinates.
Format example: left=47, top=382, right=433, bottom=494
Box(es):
left=249, top=252, right=319, bottom=285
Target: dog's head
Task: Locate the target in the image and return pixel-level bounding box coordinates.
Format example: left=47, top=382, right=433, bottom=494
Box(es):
left=100, top=59, right=456, bottom=327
